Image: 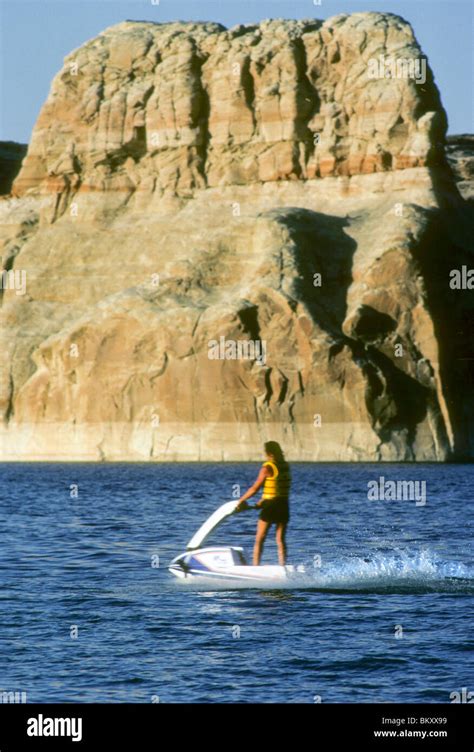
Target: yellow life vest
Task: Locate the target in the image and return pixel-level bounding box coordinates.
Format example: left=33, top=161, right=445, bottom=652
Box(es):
left=262, top=460, right=291, bottom=500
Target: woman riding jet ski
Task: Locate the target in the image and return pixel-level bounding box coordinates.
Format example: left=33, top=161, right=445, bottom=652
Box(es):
left=168, top=442, right=304, bottom=582
left=235, top=441, right=291, bottom=565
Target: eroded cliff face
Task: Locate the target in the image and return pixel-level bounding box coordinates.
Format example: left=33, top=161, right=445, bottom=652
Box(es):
left=0, top=12, right=473, bottom=460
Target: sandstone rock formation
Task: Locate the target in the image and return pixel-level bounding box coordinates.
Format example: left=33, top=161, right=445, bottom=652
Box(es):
left=0, top=12, right=473, bottom=460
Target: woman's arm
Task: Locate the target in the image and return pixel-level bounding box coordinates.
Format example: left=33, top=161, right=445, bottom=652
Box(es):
left=236, top=466, right=269, bottom=509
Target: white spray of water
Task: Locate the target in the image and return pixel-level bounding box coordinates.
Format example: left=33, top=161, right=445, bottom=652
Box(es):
left=174, top=549, right=474, bottom=592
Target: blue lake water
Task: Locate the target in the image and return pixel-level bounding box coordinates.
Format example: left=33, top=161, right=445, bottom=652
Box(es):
left=0, top=462, right=473, bottom=703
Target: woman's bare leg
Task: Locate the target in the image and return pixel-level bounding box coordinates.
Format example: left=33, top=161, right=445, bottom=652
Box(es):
left=253, top=520, right=271, bottom=565
left=275, top=523, right=288, bottom=565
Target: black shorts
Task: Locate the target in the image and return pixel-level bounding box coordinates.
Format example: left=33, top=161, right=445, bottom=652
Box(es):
left=259, top=497, right=290, bottom=524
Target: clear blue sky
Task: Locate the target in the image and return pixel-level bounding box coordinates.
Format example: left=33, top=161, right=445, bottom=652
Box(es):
left=0, top=0, right=472, bottom=143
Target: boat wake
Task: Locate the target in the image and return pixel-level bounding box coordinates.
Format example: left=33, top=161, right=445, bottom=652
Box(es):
left=175, top=549, right=474, bottom=593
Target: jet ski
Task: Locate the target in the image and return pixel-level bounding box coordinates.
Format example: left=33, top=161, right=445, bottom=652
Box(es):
left=168, top=500, right=305, bottom=582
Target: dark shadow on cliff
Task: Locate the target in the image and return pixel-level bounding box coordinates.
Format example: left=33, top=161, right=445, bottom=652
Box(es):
left=0, top=142, right=28, bottom=195
left=411, top=180, right=474, bottom=459
left=361, top=344, right=448, bottom=455
left=258, top=206, right=457, bottom=458
left=260, top=207, right=356, bottom=338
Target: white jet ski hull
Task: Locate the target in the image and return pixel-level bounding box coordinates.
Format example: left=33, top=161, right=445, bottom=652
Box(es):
left=169, top=546, right=304, bottom=582
left=168, top=501, right=304, bottom=583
